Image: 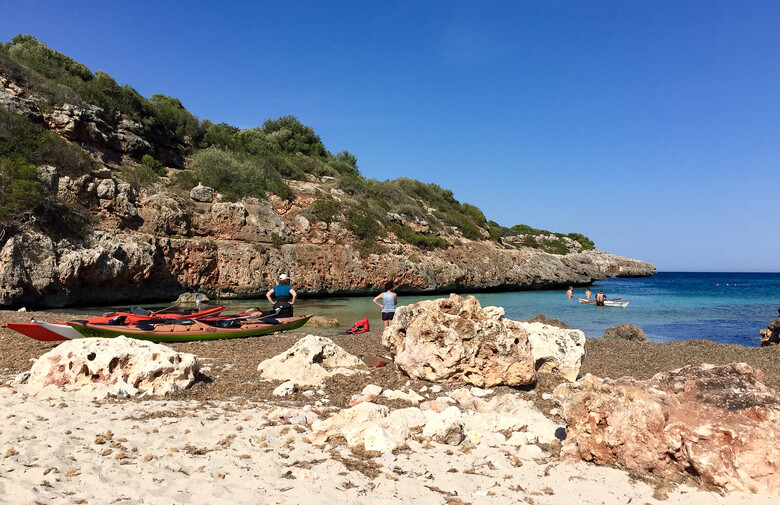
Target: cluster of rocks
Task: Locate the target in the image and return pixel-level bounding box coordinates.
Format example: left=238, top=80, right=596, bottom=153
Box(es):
left=1, top=77, right=184, bottom=167
left=759, top=304, right=780, bottom=346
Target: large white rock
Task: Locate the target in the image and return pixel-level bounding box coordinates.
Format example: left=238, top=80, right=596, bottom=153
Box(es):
left=26, top=336, right=199, bottom=396
left=257, top=335, right=362, bottom=386
left=517, top=321, right=585, bottom=382
left=381, top=294, right=536, bottom=387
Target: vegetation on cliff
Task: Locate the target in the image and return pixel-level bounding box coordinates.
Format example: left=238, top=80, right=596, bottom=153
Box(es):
left=0, top=35, right=595, bottom=255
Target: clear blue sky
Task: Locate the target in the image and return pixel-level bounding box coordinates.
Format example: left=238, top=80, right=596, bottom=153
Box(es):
left=3, top=1, right=779, bottom=272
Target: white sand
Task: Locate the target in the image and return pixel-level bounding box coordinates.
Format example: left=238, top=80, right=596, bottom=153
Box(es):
left=0, top=384, right=776, bottom=505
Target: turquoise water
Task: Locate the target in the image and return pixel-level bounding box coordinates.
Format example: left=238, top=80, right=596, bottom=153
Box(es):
left=89, top=272, right=780, bottom=347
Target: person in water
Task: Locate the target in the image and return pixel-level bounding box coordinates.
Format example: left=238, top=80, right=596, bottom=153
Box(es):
left=566, top=286, right=573, bottom=299
left=373, top=281, right=397, bottom=329
left=266, top=274, right=297, bottom=317
left=595, top=288, right=606, bottom=306
left=585, top=287, right=592, bottom=300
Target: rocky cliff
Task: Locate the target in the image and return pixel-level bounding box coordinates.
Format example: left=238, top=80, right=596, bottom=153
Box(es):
left=0, top=50, right=655, bottom=308
left=0, top=169, right=654, bottom=307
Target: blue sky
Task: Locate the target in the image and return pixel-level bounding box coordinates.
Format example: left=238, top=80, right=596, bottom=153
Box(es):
left=2, top=1, right=779, bottom=272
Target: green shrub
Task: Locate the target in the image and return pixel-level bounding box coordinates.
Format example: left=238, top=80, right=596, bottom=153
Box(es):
left=0, top=108, right=94, bottom=176
left=338, top=170, right=367, bottom=195
left=540, top=238, right=569, bottom=255
left=201, top=120, right=239, bottom=150
left=388, top=223, right=448, bottom=250
left=149, top=94, right=201, bottom=140
left=119, top=163, right=160, bottom=191
left=0, top=157, right=43, bottom=223
left=6, top=34, right=93, bottom=84
left=141, top=154, right=166, bottom=176
left=187, top=147, right=292, bottom=201
left=434, top=209, right=481, bottom=240
left=233, top=127, right=280, bottom=156
left=261, top=115, right=326, bottom=157
left=311, top=198, right=341, bottom=224
left=567, top=232, right=595, bottom=250
left=345, top=209, right=383, bottom=241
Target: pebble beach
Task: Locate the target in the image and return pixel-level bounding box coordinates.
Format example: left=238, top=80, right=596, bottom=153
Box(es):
left=2, top=310, right=780, bottom=504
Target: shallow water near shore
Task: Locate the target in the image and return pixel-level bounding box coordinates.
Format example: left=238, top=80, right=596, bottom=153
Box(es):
left=79, top=272, right=779, bottom=347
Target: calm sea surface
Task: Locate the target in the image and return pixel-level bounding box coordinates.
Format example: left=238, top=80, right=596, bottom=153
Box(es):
left=86, top=272, right=780, bottom=347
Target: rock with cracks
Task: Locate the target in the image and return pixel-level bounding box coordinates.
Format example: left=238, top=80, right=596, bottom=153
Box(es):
left=554, top=362, right=780, bottom=495
left=382, top=294, right=536, bottom=387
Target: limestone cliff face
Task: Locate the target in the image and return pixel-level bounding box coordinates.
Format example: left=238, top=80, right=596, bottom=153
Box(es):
left=0, top=171, right=655, bottom=308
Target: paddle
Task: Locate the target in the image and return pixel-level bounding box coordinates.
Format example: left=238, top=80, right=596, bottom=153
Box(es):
left=155, top=302, right=182, bottom=314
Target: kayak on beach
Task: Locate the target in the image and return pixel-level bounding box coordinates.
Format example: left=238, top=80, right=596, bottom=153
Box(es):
left=66, top=314, right=313, bottom=343
left=4, top=305, right=226, bottom=342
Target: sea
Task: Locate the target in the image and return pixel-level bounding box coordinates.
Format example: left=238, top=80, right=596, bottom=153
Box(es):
left=91, top=272, right=780, bottom=347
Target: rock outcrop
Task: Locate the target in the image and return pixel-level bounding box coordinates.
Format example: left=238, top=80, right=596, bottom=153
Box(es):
left=759, top=305, right=780, bottom=346
left=24, top=336, right=199, bottom=396
left=554, top=363, right=780, bottom=495
left=381, top=294, right=536, bottom=387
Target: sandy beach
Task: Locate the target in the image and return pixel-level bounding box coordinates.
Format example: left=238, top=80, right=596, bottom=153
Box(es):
left=2, top=310, right=780, bottom=504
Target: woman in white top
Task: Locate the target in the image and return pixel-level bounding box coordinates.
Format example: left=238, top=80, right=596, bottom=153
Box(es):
left=372, top=282, right=397, bottom=329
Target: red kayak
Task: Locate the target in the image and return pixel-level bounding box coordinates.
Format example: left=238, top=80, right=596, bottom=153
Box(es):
left=5, top=305, right=225, bottom=342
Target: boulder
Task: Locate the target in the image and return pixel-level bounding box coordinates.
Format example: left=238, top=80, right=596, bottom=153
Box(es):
left=189, top=183, right=215, bottom=203
left=273, top=381, right=297, bottom=397
left=26, top=336, right=199, bottom=396
left=760, top=316, right=780, bottom=346
left=304, top=316, right=340, bottom=328
left=602, top=323, right=649, bottom=342
left=517, top=321, right=585, bottom=382
left=382, top=294, right=535, bottom=387
left=257, top=335, right=362, bottom=386
left=554, top=363, right=780, bottom=495
left=96, top=178, right=117, bottom=200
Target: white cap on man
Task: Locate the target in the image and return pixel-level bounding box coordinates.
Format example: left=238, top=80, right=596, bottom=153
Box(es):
left=279, top=274, right=289, bottom=281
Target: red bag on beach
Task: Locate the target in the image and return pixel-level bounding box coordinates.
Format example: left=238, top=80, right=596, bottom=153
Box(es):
left=347, top=317, right=370, bottom=334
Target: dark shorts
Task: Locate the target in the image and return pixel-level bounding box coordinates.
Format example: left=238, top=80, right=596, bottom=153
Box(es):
left=381, top=311, right=395, bottom=321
